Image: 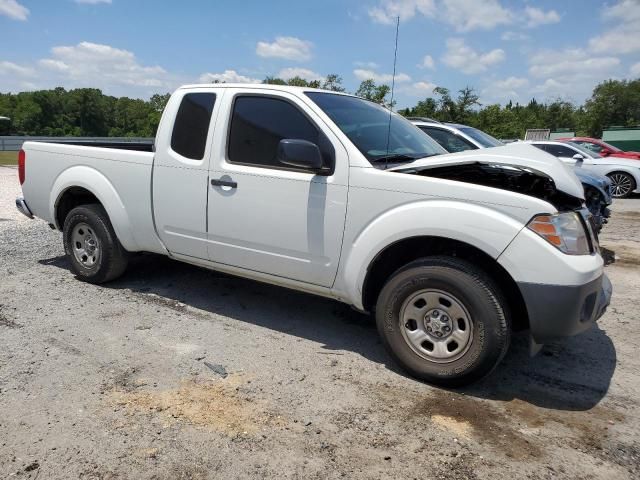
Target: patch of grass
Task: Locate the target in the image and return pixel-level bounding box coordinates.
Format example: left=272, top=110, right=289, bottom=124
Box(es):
left=0, top=151, right=18, bottom=165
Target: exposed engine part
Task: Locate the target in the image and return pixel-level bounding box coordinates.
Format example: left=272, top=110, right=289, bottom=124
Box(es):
left=400, top=162, right=583, bottom=212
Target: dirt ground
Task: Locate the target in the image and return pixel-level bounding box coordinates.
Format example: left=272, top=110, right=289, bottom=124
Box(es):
left=1, top=164, right=639, bottom=479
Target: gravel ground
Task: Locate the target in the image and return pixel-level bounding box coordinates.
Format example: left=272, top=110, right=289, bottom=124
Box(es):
left=1, top=164, right=639, bottom=479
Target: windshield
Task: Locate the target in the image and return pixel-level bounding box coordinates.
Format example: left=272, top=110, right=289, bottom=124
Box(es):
left=599, top=140, right=622, bottom=152
left=568, top=142, right=602, bottom=158
left=305, top=92, right=446, bottom=165
left=458, top=126, right=504, bottom=148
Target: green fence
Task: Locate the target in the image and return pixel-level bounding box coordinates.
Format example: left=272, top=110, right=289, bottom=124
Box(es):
left=602, top=127, right=640, bottom=151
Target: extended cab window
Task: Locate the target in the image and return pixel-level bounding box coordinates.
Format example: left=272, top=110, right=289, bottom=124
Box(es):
left=420, top=127, right=475, bottom=153
left=228, top=95, right=329, bottom=169
left=171, top=93, right=216, bottom=160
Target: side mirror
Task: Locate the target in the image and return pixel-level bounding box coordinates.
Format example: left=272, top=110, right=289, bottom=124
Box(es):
left=600, top=148, right=611, bottom=156
left=277, top=139, right=324, bottom=172
left=572, top=153, right=584, bottom=164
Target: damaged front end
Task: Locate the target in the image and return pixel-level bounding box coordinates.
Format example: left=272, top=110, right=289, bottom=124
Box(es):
left=399, top=161, right=583, bottom=212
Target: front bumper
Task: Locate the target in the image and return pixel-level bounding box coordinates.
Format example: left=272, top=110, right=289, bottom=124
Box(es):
left=519, top=273, right=612, bottom=344
left=16, top=197, right=34, bottom=219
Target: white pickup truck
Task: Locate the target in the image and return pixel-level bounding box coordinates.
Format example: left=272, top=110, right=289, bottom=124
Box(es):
left=16, top=84, right=611, bottom=386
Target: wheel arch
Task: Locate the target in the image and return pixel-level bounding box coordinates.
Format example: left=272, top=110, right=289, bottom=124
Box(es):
left=361, top=236, right=530, bottom=332
left=50, top=166, right=139, bottom=251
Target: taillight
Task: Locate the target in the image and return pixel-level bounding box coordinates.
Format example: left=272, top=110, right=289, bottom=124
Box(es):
left=18, top=149, right=25, bottom=185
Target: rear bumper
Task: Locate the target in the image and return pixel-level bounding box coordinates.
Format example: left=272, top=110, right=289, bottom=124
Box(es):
left=15, top=197, right=34, bottom=219
left=519, top=273, right=612, bottom=344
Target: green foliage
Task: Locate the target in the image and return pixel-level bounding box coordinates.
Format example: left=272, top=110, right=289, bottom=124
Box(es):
left=355, top=79, right=393, bottom=107
left=398, top=78, right=640, bottom=139
left=1, top=77, right=638, bottom=139
left=0, top=87, right=171, bottom=137
left=262, top=73, right=344, bottom=91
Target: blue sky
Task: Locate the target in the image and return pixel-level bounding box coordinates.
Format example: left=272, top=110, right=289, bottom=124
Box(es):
left=1, top=0, right=639, bottom=108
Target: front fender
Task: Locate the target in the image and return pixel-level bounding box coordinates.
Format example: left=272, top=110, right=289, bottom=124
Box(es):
left=336, top=200, right=525, bottom=310
left=50, top=166, right=139, bottom=251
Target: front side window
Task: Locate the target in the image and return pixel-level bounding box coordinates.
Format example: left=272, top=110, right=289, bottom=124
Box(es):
left=305, top=92, right=445, bottom=167
left=420, top=127, right=475, bottom=153
left=567, top=142, right=601, bottom=158
left=171, top=93, right=216, bottom=160
left=228, top=95, right=330, bottom=169
left=575, top=141, right=602, bottom=154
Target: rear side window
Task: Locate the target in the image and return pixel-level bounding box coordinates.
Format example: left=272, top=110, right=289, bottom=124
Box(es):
left=228, top=95, right=330, bottom=169
left=171, top=93, right=216, bottom=160
left=420, top=127, right=475, bottom=153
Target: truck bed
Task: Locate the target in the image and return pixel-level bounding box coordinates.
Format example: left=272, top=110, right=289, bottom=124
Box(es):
left=20, top=141, right=163, bottom=254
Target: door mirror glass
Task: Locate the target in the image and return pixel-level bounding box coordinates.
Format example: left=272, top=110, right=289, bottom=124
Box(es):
left=277, top=139, right=324, bottom=172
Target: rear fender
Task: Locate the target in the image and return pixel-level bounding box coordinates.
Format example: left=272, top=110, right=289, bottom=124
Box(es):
left=50, top=166, right=138, bottom=251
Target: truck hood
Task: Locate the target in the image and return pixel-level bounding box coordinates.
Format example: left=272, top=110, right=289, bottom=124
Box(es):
left=389, top=143, right=585, bottom=200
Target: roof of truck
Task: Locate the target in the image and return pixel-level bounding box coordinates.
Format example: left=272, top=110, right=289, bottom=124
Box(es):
left=178, top=83, right=353, bottom=96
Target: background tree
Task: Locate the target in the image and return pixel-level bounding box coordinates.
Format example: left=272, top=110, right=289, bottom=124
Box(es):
left=1, top=77, right=639, bottom=138
left=355, top=79, right=393, bottom=107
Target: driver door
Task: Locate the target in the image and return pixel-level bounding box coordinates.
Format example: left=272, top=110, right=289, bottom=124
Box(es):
left=206, top=89, right=349, bottom=287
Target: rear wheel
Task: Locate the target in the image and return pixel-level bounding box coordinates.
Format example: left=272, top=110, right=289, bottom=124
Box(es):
left=63, top=204, right=128, bottom=283
left=375, top=256, right=510, bottom=386
left=607, top=171, right=636, bottom=198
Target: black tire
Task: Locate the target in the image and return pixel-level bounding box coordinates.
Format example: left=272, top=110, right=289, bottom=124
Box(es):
left=63, top=204, right=129, bottom=283
left=375, top=256, right=510, bottom=387
left=607, top=171, right=636, bottom=198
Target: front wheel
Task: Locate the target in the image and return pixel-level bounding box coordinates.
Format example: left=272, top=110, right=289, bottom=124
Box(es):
left=375, top=256, right=510, bottom=386
left=607, top=171, right=636, bottom=198
left=63, top=204, right=129, bottom=283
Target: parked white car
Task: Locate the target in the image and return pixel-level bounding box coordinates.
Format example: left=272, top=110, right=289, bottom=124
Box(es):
left=528, top=140, right=640, bottom=198
left=15, top=84, right=611, bottom=386
left=408, top=118, right=504, bottom=152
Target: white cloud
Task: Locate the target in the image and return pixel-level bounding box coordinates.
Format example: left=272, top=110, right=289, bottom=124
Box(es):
left=255, top=36, right=313, bottom=61
left=38, top=42, right=168, bottom=89
left=38, top=59, right=70, bottom=72
left=198, top=70, right=260, bottom=84
left=0, top=61, right=35, bottom=77
left=601, top=0, right=640, bottom=22
left=439, top=0, right=512, bottom=32
left=501, top=31, right=530, bottom=41
left=524, top=6, right=560, bottom=28
left=418, top=55, right=435, bottom=69
left=481, top=76, right=529, bottom=103
left=629, top=62, right=640, bottom=77
left=528, top=48, right=621, bottom=101
left=442, top=38, right=505, bottom=74
left=353, top=68, right=411, bottom=83
left=412, top=81, right=436, bottom=91
left=0, top=0, right=29, bottom=20
left=529, top=48, right=620, bottom=79
left=277, top=67, right=322, bottom=81
left=397, top=80, right=437, bottom=98
left=354, top=61, right=380, bottom=69
left=368, top=0, right=435, bottom=24
left=75, top=0, right=112, bottom=4
left=368, top=0, right=511, bottom=31
left=367, top=0, right=569, bottom=31
left=589, top=0, right=640, bottom=54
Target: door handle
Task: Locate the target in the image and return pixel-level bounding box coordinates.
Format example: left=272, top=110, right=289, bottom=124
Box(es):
left=210, top=178, right=237, bottom=189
